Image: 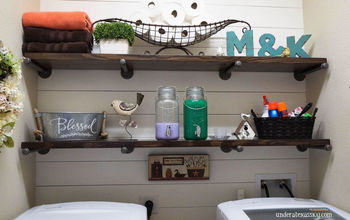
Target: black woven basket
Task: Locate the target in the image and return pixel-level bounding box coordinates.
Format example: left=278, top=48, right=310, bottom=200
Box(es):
left=254, top=117, right=315, bottom=139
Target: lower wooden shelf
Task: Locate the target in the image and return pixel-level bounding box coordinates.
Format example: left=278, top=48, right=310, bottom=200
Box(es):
left=21, top=139, right=331, bottom=155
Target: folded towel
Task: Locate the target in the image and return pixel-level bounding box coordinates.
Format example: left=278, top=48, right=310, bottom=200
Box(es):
left=23, top=27, right=93, bottom=46
left=22, top=42, right=91, bottom=53
left=22, top=11, right=93, bottom=32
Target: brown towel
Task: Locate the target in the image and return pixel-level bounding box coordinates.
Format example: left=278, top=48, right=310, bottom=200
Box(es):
left=24, top=27, right=93, bottom=46
left=22, top=42, right=91, bottom=53
left=22, top=11, right=93, bottom=32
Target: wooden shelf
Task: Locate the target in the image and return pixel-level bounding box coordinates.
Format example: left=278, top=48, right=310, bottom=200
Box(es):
left=24, top=53, right=328, bottom=81
left=21, top=139, right=331, bottom=154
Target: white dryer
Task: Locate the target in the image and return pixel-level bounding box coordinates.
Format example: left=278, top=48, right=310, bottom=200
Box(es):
left=217, top=198, right=350, bottom=220
left=15, top=201, right=147, bottom=220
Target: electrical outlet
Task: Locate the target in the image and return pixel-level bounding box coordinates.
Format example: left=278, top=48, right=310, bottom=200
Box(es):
left=236, top=189, right=245, bottom=200
left=139, top=195, right=159, bottom=214
left=255, top=173, right=296, bottom=197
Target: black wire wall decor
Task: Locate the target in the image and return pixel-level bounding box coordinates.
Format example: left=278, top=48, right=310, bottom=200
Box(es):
left=92, top=18, right=251, bottom=55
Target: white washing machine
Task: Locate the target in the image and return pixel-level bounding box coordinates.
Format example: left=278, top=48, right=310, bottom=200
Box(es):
left=217, top=198, right=350, bottom=220
left=15, top=201, right=147, bottom=220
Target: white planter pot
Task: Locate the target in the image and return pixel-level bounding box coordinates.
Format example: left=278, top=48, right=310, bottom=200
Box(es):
left=99, top=39, right=130, bottom=54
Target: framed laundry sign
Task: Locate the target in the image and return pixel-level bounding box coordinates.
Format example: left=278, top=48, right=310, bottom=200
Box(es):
left=148, top=154, right=209, bottom=181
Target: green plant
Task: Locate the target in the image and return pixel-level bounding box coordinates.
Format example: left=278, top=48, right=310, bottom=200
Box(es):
left=94, top=22, right=135, bottom=46
left=0, top=42, right=18, bottom=80
left=0, top=41, right=23, bottom=151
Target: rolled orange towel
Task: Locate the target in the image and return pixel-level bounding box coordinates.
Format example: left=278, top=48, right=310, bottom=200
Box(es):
left=22, top=11, right=93, bottom=32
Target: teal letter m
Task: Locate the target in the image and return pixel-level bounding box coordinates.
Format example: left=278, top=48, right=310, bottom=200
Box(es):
left=226, top=30, right=254, bottom=56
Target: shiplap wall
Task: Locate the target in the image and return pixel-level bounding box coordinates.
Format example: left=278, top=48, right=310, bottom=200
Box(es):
left=37, top=1, right=308, bottom=219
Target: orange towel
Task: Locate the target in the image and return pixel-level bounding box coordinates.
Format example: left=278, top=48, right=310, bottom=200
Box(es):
left=23, top=11, right=93, bottom=32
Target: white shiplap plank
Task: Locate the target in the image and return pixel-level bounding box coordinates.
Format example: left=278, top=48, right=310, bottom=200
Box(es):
left=129, top=27, right=304, bottom=45
left=36, top=159, right=309, bottom=186
left=147, top=205, right=330, bottom=220
left=207, top=0, right=302, bottom=8
left=148, top=207, right=217, bottom=220
left=37, top=91, right=306, bottom=114
left=35, top=181, right=309, bottom=206
left=51, top=0, right=302, bottom=8
left=38, top=70, right=305, bottom=92
left=128, top=47, right=278, bottom=56
left=40, top=1, right=303, bottom=29
left=36, top=145, right=308, bottom=162
left=105, top=114, right=244, bottom=139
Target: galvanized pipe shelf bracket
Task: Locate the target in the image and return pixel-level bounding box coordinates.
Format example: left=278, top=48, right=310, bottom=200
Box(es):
left=120, top=59, right=134, bottom=79
left=121, top=146, right=135, bottom=154
left=294, top=62, right=328, bottom=81
left=22, top=147, right=50, bottom=155
left=296, top=145, right=332, bottom=152
left=23, top=57, right=52, bottom=79
left=220, top=145, right=244, bottom=153
left=219, top=61, right=242, bottom=80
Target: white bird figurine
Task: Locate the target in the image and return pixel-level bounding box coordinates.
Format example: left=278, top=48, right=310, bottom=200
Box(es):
left=216, top=46, right=225, bottom=56
left=111, top=93, right=144, bottom=116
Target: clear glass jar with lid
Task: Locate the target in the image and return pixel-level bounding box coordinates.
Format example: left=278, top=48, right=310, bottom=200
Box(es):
left=155, top=86, right=179, bottom=140
left=183, top=87, right=208, bottom=140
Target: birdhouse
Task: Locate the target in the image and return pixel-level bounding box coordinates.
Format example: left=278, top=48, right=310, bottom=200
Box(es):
left=234, top=120, right=256, bottom=140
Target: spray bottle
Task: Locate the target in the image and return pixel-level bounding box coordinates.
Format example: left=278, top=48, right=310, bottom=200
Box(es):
left=262, top=96, right=269, bottom=118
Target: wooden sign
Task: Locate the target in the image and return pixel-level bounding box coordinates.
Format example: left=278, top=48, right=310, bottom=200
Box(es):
left=148, top=154, right=209, bottom=181
left=226, top=30, right=311, bottom=58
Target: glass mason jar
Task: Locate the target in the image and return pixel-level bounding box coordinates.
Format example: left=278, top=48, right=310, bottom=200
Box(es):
left=155, top=86, right=179, bottom=140
left=183, top=87, right=208, bottom=140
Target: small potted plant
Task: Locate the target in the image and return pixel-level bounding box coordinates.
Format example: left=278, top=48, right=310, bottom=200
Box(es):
left=94, top=22, right=135, bottom=54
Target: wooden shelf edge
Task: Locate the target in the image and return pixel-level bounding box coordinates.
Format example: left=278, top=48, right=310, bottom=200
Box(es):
left=21, top=139, right=331, bottom=155
left=23, top=53, right=328, bottom=68
left=23, top=53, right=328, bottom=81
left=24, top=53, right=327, bottom=62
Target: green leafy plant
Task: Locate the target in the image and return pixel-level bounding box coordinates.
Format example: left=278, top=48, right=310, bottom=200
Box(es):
left=0, top=122, right=15, bottom=148
left=94, top=22, right=135, bottom=46
left=0, top=41, right=18, bottom=80
left=0, top=40, right=23, bottom=152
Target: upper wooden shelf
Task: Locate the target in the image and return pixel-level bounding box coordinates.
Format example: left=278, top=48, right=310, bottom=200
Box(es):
left=24, top=53, right=328, bottom=81
left=21, top=139, right=332, bottom=155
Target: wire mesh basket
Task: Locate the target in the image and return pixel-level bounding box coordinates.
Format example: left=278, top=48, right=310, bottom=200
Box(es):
left=92, top=18, right=251, bottom=55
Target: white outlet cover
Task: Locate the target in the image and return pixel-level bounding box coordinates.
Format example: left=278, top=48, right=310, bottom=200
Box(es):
left=255, top=173, right=296, bottom=197
left=139, top=195, right=159, bottom=214
left=236, top=189, right=245, bottom=200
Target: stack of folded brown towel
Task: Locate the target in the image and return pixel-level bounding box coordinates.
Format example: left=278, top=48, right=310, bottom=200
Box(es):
left=22, top=11, right=94, bottom=53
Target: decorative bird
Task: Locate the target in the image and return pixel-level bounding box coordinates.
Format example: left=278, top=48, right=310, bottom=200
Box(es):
left=278, top=47, right=291, bottom=57
left=174, top=169, right=186, bottom=178
left=111, top=93, right=144, bottom=139
left=111, top=93, right=144, bottom=116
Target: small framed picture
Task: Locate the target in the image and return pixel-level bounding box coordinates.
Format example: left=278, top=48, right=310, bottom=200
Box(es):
left=148, top=154, right=209, bottom=181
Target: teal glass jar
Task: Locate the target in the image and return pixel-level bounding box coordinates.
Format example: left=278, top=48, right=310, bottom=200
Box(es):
left=183, top=87, right=208, bottom=140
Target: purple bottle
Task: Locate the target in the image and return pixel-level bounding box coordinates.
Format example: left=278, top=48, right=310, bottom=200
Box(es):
left=155, top=86, right=179, bottom=140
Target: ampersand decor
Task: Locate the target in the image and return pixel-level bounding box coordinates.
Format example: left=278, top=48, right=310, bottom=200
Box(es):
left=258, top=33, right=284, bottom=57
